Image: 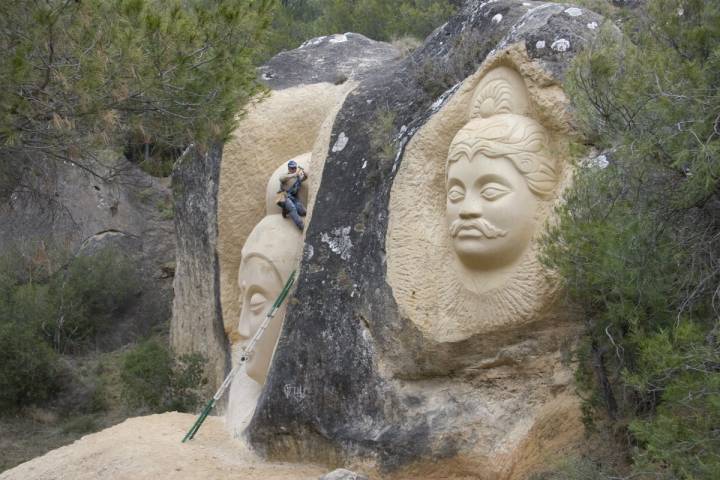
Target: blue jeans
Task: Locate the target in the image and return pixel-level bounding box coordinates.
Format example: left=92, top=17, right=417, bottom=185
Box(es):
left=283, top=195, right=306, bottom=230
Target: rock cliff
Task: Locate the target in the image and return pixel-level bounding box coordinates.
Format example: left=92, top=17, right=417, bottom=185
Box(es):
left=0, top=153, right=175, bottom=346
left=171, top=144, right=229, bottom=390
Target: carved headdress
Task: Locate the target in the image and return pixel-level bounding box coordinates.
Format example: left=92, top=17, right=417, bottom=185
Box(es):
left=447, top=66, right=558, bottom=197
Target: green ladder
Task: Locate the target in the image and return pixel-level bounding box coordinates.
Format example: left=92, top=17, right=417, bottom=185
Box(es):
left=182, top=270, right=297, bottom=442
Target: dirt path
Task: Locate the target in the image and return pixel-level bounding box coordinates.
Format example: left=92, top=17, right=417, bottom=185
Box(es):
left=0, top=412, right=327, bottom=480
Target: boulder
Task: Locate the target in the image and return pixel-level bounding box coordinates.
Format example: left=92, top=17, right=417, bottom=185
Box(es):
left=236, top=1, right=609, bottom=477
left=172, top=32, right=401, bottom=396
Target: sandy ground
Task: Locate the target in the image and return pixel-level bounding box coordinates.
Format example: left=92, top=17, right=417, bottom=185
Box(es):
left=0, top=412, right=327, bottom=480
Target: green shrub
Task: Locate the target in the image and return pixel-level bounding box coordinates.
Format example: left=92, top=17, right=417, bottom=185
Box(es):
left=628, top=322, right=720, bottom=478
left=0, top=245, right=139, bottom=353
left=140, top=158, right=174, bottom=178
left=0, top=321, right=61, bottom=411
left=120, top=339, right=173, bottom=410
left=530, top=457, right=616, bottom=480
left=541, top=1, right=720, bottom=478
left=44, top=248, right=138, bottom=352
left=120, top=340, right=207, bottom=412
left=61, top=414, right=99, bottom=434
left=166, top=353, right=207, bottom=412
left=156, top=198, right=175, bottom=220
left=264, top=0, right=456, bottom=55
left=368, top=107, right=397, bottom=163
left=0, top=245, right=144, bottom=412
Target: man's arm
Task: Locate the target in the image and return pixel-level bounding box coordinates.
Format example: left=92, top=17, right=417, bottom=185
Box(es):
left=279, top=171, right=299, bottom=184
left=298, top=167, right=308, bottom=182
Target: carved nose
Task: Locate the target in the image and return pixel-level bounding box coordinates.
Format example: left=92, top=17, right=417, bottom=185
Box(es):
left=459, top=200, right=482, bottom=219
left=238, top=312, right=252, bottom=338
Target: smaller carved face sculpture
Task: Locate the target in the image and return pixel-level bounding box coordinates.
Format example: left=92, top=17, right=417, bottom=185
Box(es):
left=236, top=214, right=301, bottom=384
left=446, top=114, right=556, bottom=270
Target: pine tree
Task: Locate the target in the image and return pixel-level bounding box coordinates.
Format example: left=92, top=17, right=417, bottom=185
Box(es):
left=0, top=0, right=274, bottom=189
left=542, top=1, right=720, bottom=477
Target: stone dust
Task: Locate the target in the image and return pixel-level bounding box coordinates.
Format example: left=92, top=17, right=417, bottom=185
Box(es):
left=0, top=412, right=325, bottom=480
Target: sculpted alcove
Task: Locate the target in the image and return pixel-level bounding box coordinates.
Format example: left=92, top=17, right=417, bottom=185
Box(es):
left=387, top=50, right=572, bottom=344
left=217, top=68, right=360, bottom=437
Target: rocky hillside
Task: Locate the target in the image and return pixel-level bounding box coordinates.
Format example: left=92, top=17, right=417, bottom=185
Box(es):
left=0, top=154, right=175, bottom=347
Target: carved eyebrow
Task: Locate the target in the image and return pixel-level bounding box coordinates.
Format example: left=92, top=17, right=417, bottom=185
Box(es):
left=475, top=174, right=512, bottom=187
left=446, top=178, right=465, bottom=189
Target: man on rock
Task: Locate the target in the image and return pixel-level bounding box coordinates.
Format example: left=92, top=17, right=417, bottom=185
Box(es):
left=276, top=159, right=308, bottom=231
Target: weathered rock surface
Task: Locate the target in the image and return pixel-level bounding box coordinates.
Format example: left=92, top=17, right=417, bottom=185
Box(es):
left=239, top=1, right=606, bottom=477
left=0, top=154, right=174, bottom=347
left=171, top=144, right=229, bottom=390
left=259, top=33, right=401, bottom=90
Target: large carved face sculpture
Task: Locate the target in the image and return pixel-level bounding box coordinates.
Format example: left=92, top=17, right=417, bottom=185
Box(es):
left=446, top=114, right=556, bottom=270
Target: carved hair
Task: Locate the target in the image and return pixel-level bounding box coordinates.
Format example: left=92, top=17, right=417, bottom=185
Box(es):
left=240, top=214, right=301, bottom=281
left=447, top=114, right=557, bottom=197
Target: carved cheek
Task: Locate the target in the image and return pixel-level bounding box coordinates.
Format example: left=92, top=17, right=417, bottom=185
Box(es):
left=496, top=189, right=521, bottom=218
left=502, top=190, right=538, bottom=250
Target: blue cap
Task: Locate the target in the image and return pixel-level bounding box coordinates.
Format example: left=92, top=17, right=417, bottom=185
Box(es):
left=288, top=160, right=297, bottom=168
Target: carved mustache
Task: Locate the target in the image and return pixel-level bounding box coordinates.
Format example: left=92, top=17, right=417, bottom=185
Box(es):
left=449, top=218, right=508, bottom=239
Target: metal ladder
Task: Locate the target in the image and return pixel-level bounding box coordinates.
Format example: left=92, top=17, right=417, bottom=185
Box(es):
left=182, top=270, right=297, bottom=442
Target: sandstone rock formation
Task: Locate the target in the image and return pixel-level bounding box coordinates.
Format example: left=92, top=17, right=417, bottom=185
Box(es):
left=172, top=1, right=611, bottom=477
left=240, top=1, right=605, bottom=478
left=217, top=34, right=401, bottom=351
left=171, top=144, right=229, bottom=389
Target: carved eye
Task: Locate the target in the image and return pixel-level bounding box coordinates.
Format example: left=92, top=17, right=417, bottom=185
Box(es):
left=480, top=183, right=511, bottom=200
left=249, top=292, right=268, bottom=314
left=447, top=185, right=465, bottom=202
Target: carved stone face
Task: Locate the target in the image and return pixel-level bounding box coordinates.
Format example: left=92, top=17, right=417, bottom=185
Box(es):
left=236, top=214, right=301, bottom=384
left=445, top=115, right=551, bottom=270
